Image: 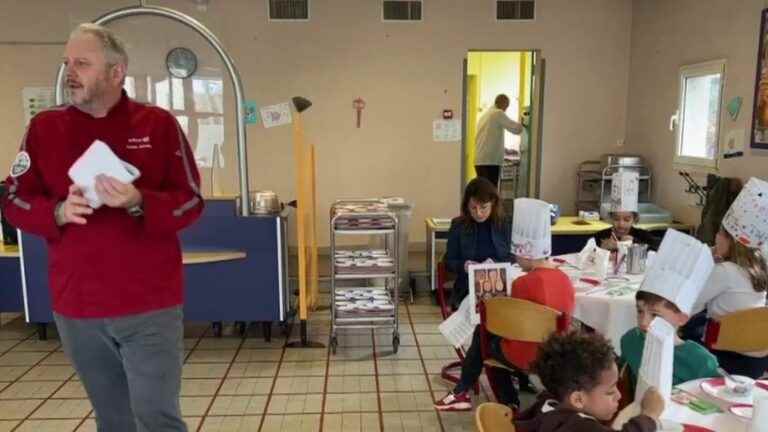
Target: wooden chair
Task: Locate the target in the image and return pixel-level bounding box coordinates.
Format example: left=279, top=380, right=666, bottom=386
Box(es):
left=475, top=402, right=515, bottom=432
left=479, top=297, right=563, bottom=399
left=704, top=307, right=768, bottom=352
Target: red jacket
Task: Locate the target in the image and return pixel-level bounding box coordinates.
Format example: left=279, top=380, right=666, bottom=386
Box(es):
left=2, top=92, right=203, bottom=318
left=501, top=267, right=575, bottom=369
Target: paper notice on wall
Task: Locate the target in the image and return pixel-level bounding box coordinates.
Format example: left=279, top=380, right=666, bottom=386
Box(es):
left=260, top=102, right=292, bottom=128
left=438, top=296, right=475, bottom=348
left=22, top=87, right=55, bottom=126
left=433, top=119, right=461, bottom=142
left=723, top=128, right=745, bottom=159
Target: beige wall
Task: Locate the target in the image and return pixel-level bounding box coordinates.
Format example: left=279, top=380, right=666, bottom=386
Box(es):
left=626, top=0, right=768, bottom=227
left=0, top=0, right=634, bottom=247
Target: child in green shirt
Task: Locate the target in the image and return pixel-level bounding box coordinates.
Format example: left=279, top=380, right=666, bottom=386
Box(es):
left=620, top=290, right=719, bottom=388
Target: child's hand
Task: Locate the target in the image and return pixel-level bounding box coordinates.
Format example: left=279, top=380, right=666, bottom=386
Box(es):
left=600, top=238, right=618, bottom=251
left=640, top=387, right=665, bottom=419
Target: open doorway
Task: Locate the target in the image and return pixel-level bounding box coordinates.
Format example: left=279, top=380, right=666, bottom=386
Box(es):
left=461, top=50, right=543, bottom=211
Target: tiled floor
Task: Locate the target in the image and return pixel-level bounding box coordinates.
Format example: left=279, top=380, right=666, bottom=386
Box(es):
left=0, top=295, right=517, bottom=432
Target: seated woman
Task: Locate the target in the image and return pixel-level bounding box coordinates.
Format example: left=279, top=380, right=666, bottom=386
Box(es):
left=442, top=177, right=512, bottom=310
left=434, top=197, right=574, bottom=412
left=691, top=178, right=768, bottom=378
left=593, top=171, right=659, bottom=252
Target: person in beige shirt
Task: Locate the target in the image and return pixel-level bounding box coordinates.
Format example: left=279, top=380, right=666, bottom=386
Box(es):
left=474, top=94, right=523, bottom=187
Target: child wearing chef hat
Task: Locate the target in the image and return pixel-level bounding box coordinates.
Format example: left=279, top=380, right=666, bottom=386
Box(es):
left=620, top=229, right=719, bottom=388
left=434, top=198, right=575, bottom=411
left=692, top=177, right=768, bottom=378
left=594, top=171, right=660, bottom=252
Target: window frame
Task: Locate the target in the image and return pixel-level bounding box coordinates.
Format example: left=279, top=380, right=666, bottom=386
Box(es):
left=672, top=59, right=726, bottom=169
left=495, top=0, right=536, bottom=22
left=381, top=0, right=423, bottom=23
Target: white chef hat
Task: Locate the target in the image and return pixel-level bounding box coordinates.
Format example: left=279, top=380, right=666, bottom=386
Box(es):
left=512, top=198, right=552, bottom=259
left=610, top=171, right=639, bottom=213
left=722, top=177, right=768, bottom=250
left=639, top=229, right=714, bottom=315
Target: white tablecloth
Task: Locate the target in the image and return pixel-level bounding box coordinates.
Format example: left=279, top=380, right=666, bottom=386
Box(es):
left=613, top=379, right=749, bottom=431
left=556, top=254, right=642, bottom=354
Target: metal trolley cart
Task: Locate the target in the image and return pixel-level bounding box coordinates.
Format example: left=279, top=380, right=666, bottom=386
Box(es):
left=329, top=199, right=400, bottom=354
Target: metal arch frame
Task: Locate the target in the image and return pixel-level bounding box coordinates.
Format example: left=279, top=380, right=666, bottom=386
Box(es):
left=54, top=5, right=251, bottom=216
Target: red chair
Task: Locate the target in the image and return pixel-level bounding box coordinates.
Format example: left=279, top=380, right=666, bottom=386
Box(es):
left=435, top=261, right=479, bottom=394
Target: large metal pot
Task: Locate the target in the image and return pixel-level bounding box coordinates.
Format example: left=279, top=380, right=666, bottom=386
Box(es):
left=250, top=190, right=281, bottom=214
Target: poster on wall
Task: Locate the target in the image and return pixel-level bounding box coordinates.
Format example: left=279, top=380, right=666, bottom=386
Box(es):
left=750, top=8, right=768, bottom=149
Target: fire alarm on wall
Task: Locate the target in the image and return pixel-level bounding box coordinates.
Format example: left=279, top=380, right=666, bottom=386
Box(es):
left=442, top=109, right=453, bottom=120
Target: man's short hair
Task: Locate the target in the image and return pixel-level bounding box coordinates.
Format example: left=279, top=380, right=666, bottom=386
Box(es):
left=494, top=94, right=510, bottom=108
left=70, top=23, right=129, bottom=67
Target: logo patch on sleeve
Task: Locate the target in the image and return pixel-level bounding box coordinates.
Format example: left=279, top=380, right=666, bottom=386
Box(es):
left=10, top=151, right=31, bottom=177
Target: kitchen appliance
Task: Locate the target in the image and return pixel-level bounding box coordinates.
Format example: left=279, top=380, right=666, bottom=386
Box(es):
left=626, top=243, right=649, bottom=274
left=249, top=190, right=281, bottom=215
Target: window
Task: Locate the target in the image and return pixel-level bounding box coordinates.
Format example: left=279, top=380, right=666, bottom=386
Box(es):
left=383, top=1, right=422, bottom=21
left=671, top=60, right=726, bottom=168
left=268, top=0, right=309, bottom=21
left=497, top=0, right=535, bottom=21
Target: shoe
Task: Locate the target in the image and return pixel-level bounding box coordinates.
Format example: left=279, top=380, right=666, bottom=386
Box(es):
left=434, top=391, right=472, bottom=411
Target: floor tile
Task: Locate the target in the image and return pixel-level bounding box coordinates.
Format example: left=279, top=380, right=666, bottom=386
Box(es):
left=76, top=417, right=201, bottom=431
left=182, top=363, right=230, bottom=379
left=0, top=352, right=47, bottom=367
left=179, top=396, right=213, bottom=416
left=417, top=346, right=459, bottom=360
left=413, top=334, right=451, bottom=347
left=277, top=361, right=326, bottom=377
left=0, top=381, right=61, bottom=399
left=266, top=394, right=323, bottom=414
left=227, top=362, right=280, bottom=378
left=375, top=360, right=424, bottom=375
left=241, top=338, right=287, bottom=350
left=0, top=367, right=31, bottom=382
left=14, top=419, right=81, bottom=432
left=51, top=381, right=87, bottom=399
left=218, top=377, right=273, bottom=395
left=195, top=338, right=243, bottom=350
left=324, top=393, right=379, bottom=413
left=381, top=412, right=441, bottom=432
left=375, top=347, right=421, bottom=360
left=410, top=324, right=441, bottom=335
left=20, top=365, right=75, bottom=381
left=30, top=398, right=91, bottom=419
left=183, top=338, right=200, bottom=350
left=330, top=348, right=376, bottom=362
left=272, top=376, right=325, bottom=394
left=422, top=360, right=449, bottom=375
left=0, top=342, right=17, bottom=353
left=439, top=411, right=476, bottom=432
left=326, top=376, right=377, bottom=393
left=377, top=375, right=430, bottom=393
left=329, top=360, right=376, bottom=376
left=180, top=379, right=222, bottom=396
left=10, top=340, right=61, bottom=353
left=0, top=400, right=42, bottom=420
left=39, top=352, right=72, bottom=366
left=281, top=348, right=327, bottom=362
left=261, top=414, right=321, bottom=432
left=234, top=349, right=282, bottom=363
left=207, top=395, right=268, bottom=416
left=187, top=349, right=237, bottom=364
left=0, top=420, right=19, bottom=432
left=199, top=415, right=262, bottom=432
left=380, top=392, right=435, bottom=412
left=323, top=413, right=380, bottom=432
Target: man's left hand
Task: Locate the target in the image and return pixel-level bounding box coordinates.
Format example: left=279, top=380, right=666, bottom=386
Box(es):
left=94, top=174, right=142, bottom=209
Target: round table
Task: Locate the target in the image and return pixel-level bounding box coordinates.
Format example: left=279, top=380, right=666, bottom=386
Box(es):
left=613, top=379, right=749, bottom=431
left=555, top=254, right=642, bottom=354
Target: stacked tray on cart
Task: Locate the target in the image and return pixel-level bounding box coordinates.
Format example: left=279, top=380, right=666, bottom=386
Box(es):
left=334, top=249, right=395, bottom=274
left=335, top=288, right=395, bottom=318
left=332, top=203, right=395, bottom=230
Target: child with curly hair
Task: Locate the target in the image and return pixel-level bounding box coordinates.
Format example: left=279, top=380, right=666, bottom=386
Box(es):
left=515, top=331, right=663, bottom=432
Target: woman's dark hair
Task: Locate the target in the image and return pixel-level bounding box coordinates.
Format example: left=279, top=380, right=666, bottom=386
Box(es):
left=719, top=227, right=768, bottom=293
left=459, top=177, right=504, bottom=227
left=531, top=331, right=616, bottom=402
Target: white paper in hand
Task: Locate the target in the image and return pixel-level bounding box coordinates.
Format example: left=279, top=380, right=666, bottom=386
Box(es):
left=68, top=140, right=140, bottom=208
left=635, top=317, right=675, bottom=406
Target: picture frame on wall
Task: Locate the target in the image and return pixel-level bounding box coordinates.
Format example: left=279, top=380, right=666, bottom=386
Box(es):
left=750, top=8, right=768, bottom=149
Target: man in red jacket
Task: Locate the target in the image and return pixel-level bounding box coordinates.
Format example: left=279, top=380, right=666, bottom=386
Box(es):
left=2, top=23, right=202, bottom=432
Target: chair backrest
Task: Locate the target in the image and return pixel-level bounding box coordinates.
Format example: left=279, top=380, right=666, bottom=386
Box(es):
left=482, top=297, right=561, bottom=343
left=708, top=307, right=768, bottom=352
left=475, top=402, right=515, bottom=432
